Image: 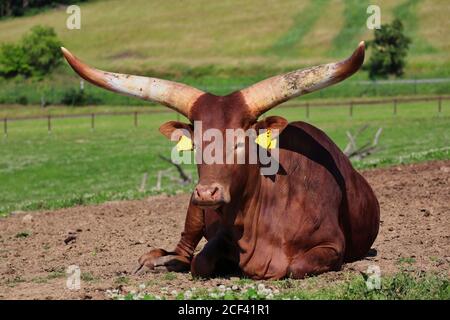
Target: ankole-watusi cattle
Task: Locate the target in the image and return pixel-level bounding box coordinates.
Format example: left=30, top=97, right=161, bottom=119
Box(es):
left=62, top=42, right=379, bottom=279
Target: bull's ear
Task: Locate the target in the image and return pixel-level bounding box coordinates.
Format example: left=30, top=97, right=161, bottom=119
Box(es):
left=253, top=116, right=288, bottom=138
left=159, top=121, right=193, bottom=141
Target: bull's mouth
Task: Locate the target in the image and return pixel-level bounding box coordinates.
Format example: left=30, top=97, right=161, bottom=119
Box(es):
left=192, top=200, right=224, bottom=210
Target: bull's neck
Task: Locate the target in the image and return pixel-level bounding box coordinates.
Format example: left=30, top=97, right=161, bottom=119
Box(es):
left=222, top=164, right=263, bottom=222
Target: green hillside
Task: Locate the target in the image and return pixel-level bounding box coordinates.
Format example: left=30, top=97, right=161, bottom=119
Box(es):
left=0, top=0, right=449, bottom=103
left=0, top=0, right=448, bottom=74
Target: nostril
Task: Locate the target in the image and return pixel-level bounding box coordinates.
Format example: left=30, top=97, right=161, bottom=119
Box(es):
left=194, top=185, right=224, bottom=203
left=210, top=187, right=219, bottom=197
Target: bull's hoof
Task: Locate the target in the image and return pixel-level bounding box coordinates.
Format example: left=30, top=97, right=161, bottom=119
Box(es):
left=133, top=249, right=190, bottom=275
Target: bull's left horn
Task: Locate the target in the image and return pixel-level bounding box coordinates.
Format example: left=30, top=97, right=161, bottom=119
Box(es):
left=240, top=41, right=365, bottom=117
left=61, top=47, right=204, bottom=118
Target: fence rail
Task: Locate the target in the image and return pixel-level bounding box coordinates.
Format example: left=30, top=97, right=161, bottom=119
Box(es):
left=358, top=78, right=450, bottom=85
left=2, top=95, right=449, bottom=136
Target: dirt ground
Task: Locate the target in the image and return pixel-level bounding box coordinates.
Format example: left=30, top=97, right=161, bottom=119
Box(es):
left=1, top=161, right=449, bottom=300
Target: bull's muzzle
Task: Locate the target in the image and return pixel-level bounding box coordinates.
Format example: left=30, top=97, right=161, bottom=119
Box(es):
left=193, top=183, right=228, bottom=209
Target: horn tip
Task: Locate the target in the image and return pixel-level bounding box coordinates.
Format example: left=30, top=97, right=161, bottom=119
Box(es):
left=356, top=41, right=365, bottom=57
left=353, top=41, right=365, bottom=65
left=61, top=47, right=72, bottom=60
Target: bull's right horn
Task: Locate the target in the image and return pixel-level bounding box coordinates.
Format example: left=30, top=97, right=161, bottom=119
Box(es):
left=61, top=47, right=204, bottom=118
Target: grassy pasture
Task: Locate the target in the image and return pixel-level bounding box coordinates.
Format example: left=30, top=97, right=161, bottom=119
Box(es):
left=0, top=0, right=449, bottom=105
left=2, top=76, right=450, bottom=107
left=0, top=0, right=449, bottom=77
left=114, top=272, right=450, bottom=300
left=0, top=99, right=448, bottom=216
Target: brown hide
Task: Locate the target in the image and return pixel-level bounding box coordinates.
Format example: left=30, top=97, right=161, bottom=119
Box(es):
left=172, top=93, right=379, bottom=279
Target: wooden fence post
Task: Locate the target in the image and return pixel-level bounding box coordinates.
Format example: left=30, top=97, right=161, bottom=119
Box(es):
left=393, top=99, right=397, bottom=115
left=134, top=111, right=138, bottom=127
left=3, top=118, right=7, bottom=137
left=91, top=113, right=95, bottom=131
left=47, top=115, right=51, bottom=133
left=438, top=96, right=442, bottom=113
left=349, top=101, right=353, bottom=117
left=306, top=103, right=310, bottom=118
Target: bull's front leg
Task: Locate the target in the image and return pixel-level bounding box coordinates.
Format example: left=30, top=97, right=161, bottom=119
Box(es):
left=134, top=195, right=204, bottom=274
left=191, top=231, right=238, bottom=278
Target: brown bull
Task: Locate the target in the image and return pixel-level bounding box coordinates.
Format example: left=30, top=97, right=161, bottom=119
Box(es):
left=62, top=42, right=379, bottom=279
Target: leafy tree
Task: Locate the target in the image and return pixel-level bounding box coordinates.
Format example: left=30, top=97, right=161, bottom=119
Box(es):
left=0, top=25, right=62, bottom=78
left=367, top=19, right=411, bottom=79
left=21, top=25, right=63, bottom=76
left=0, top=43, right=30, bottom=77
left=1, top=1, right=90, bottom=18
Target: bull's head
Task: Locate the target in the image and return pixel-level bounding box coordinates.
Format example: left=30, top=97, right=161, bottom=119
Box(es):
left=62, top=42, right=364, bottom=209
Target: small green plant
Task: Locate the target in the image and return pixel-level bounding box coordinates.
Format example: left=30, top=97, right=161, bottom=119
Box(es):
left=61, top=88, right=100, bottom=106
left=5, top=276, right=25, bottom=287
left=115, top=276, right=130, bottom=285
left=367, top=19, right=411, bottom=79
left=397, top=257, right=416, bottom=265
left=81, top=272, right=96, bottom=282
left=15, top=231, right=30, bottom=238
left=163, top=272, right=177, bottom=281
left=32, top=276, right=48, bottom=284
left=47, top=270, right=66, bottom=279
left=396, top=257, right=417, bottom=272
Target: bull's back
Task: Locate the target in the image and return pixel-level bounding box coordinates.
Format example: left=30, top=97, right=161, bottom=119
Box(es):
left=280, top=121, right=380, bottom=261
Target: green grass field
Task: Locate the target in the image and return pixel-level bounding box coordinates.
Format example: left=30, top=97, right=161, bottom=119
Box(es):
left=1, top=100, right=448, bottom=216
left=0, top=0, right=448, bottom=75
left=0, top=0, right=450, bottom=105
left=114, top=272, right=449, bottom=300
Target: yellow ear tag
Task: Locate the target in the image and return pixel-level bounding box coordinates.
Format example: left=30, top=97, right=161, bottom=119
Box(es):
left=268, top=137, right=277, bottom=149
left=176, top=135, right=193, bottom=152
left=255, top=129, right=277, bottom=149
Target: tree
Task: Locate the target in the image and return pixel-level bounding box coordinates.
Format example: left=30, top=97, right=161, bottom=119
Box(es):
left=0, top=43, right=30, bottom=77
left=0, top=25, right=62, bottom=78
left=367, top=19, right=411, bottom=79
left=21, top=25, right=63, bottom=76
left=1, top=1, right=90, bottom=19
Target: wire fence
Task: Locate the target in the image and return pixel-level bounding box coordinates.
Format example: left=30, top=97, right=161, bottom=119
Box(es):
left=277, top=95, right=448, bottom=117
left=2, top=77, right=450, bottom=106
left=2, top=95, right=449, bottom=136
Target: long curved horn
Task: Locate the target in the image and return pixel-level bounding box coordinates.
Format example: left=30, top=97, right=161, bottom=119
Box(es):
left=240, top=42, right=365, bottom=117
left=61, top=48, right=204, bottom=118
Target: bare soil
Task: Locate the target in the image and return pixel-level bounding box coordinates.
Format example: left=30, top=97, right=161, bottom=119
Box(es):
left=1, top=161, right=449, bottom=300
